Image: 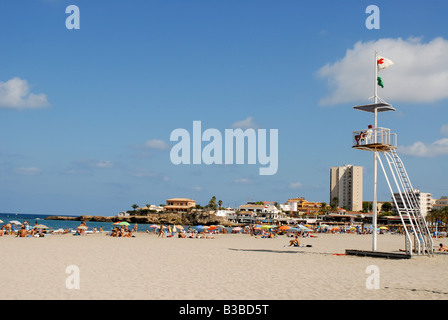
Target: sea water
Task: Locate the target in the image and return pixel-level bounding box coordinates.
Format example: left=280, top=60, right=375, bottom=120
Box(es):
left=0, top=213, right=225, bottom=233
left=0, top=213, right=166, bottom=232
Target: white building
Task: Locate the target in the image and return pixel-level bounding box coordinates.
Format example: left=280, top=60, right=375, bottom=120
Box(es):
left=433, top=196, right=448, bottom=210
left=215, top=207, right=236, bottom=219
left=391, top=189, right=433, bottom=217
left=330, top=165, right=363, bottom=211
left=280, top=199, right=298, bottom=212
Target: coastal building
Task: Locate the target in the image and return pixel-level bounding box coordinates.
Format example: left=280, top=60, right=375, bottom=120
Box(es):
left=137, top=205, right=164, bottom=213
left=391, top=189, right=432, bottom=217
left=280, top=197, right=322, bottom=216
left=330, top=165, right=363, bottom=211
left=280, top=199, right=298, bottom=212
left=117, top=211, right=130, bottom=217
left=236, top=202, right=282, bottom=223
left=433, top=196, right=448, bottom=210
left=164, top=198, right=196, bottom=213
left=215, top=207, right=236, bottom=220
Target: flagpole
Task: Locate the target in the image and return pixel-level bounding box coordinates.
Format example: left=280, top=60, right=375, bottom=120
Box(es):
left=372, top=50, right=378, bottom=251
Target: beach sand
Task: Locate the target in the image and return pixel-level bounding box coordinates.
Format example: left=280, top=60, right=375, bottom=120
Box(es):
left=1, top=232, right=447, bottom=300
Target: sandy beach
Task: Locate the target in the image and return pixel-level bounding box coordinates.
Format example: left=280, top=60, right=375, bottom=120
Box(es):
left=1, top=232, right=447, bottom=300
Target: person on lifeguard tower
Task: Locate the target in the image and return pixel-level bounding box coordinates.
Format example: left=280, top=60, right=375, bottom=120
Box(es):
left=355, top=125, right=373, bottom=146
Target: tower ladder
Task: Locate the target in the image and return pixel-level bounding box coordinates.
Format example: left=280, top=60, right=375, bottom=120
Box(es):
left=382, top=149, right=433, bottom=256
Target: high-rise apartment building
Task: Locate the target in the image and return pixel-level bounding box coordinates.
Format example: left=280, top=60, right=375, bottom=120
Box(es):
left=330, top=165, right=363, bottom=211
left=391, top=189, right=433, bottom=217
left=433, top=196, right=448, bottom=210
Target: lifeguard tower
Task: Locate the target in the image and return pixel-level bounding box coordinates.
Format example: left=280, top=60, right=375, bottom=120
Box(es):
left=348, top=52, right=433, bottom=257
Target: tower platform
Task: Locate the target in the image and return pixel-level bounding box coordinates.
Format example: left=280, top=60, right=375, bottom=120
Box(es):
left=352, top=127, right=396, bottom=151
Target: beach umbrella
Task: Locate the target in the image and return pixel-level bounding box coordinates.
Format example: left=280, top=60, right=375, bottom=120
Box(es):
left=261, top=225, right=273, bottom=230
left=77, top=225, right=88, bottom=230
left=232, top=227, right=242, bottom=232
left=114, top=221, right=130, bottom=226
left=0, top=220, right=3, bottom=223
left=297, top=225, right=313, bottom=232
left=278, top=225, right=291, bottom=231
left=149, top=224, right=159, bottom=228
left=34, top=224, right=48, bottom=229
left=208, top=226, right=217, bottom=230
left=379, top=226, right=388, bottom=230
left=175, top=225, right=184, bottom=230
left=9, top=220, right=22, bottom=225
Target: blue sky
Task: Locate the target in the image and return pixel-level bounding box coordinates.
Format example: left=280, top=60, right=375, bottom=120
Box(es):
left=0, top=0, right=447, bottom=216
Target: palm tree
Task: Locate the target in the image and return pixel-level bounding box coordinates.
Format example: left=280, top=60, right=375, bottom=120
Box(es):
left=331, top=197, right=338, bottom=210
left=320, top=202, right=327, bottom=215
left=132, top=204, right=138, bottom=210
left=218, top=200, right=223, bottom=209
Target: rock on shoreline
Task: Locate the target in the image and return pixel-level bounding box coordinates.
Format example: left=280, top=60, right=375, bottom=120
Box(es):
left=45, top=211, right=237, bottom=227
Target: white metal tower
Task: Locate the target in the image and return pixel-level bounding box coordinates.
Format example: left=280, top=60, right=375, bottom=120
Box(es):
left=352, top=52, right=433, bottom=256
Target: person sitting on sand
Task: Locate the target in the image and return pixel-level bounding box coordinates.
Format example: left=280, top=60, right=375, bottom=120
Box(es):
left=178, top=232, right=186, bottom=238
left=289, top=236, right=300, bottom=247
left=122, top=229, right=133, bottom=238
left=439, top=243, right=448, bottom=252
left=16, top=226, right=28, bottom=238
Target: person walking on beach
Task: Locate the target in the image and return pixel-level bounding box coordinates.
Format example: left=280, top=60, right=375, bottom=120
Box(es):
left=133, top=223, right=138, bottom=233
left=158, top=224, right=165, bottom=238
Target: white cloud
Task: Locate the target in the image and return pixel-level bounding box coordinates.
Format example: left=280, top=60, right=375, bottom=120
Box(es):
left=399, top=138, right=448, bottom=157
left=94, top=160, right=113, bottom=168
left=234, top=178, right=252, bottom=184
left=143, top=139, right=169, bottom=150
left=231, top=117, right=259, bottom=129
left=66, top=159, right=113, bottom=174
left=0, top=77, right=49, bottom=109
left=192, top=186, right=203, bottom=191
left=440, top=124, right=448, bottom=136
left=289, top=182, right=303, bottom=189
left=14, top=167, right=42, bottom=175
left=317, top=37, right=448, bottom=106
left=129, top=169, right=169, bottom=182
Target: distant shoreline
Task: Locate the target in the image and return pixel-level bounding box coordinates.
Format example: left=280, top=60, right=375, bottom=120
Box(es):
left=44, top=212, right=238, bottom=227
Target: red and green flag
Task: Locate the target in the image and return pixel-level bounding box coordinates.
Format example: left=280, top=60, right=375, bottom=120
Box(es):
left=376, top=55, right=393, bottom=88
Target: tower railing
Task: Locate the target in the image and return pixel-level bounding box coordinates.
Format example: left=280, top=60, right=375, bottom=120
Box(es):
left=352, top=127, right=397, bottom=150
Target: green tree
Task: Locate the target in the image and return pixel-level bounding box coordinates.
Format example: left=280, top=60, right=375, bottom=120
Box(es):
left=362, top=201, right=372, bottom=213
left=320, top=202, right=327, bottom=214
left=218, top=200, right=223, bottom=209
left=330, top=197, right=338, bottom=210
left=207, top=196, right=217, bottom=210
left=381, top=202, right=392, bottom=212
left=132, top=204, right=139, bottom=210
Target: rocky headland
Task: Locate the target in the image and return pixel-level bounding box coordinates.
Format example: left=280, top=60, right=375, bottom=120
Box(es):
left=45, top=211, right=238, bottom=226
